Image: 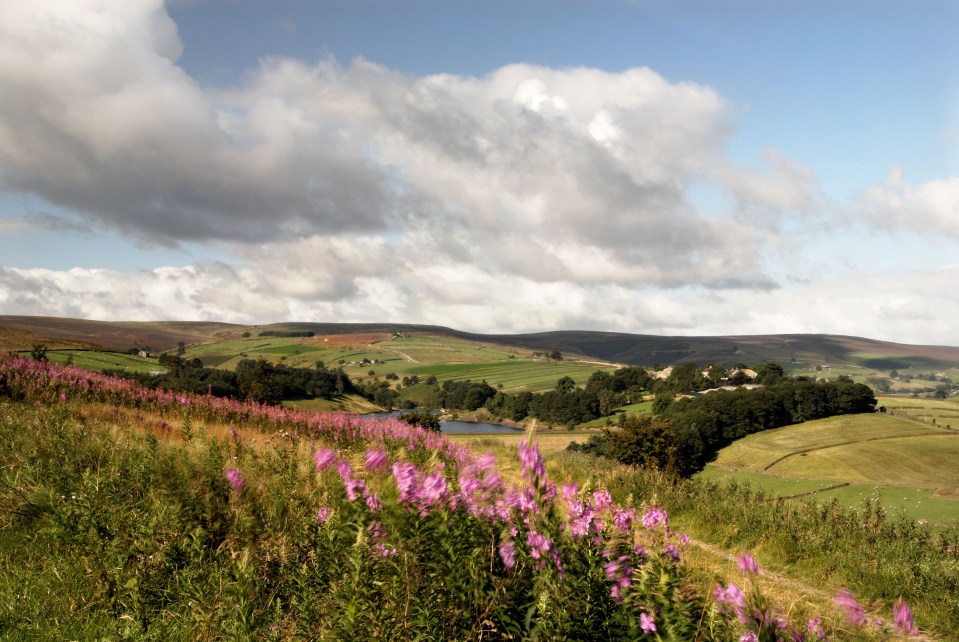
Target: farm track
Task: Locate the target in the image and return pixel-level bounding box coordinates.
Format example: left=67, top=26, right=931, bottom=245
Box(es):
left=763, top=431, right=959, bottom=471
left=377, top=345, right=419, bottom=363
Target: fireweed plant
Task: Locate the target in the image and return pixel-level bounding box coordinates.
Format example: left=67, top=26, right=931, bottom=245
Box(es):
left=0, top=356, right=926, bottom=639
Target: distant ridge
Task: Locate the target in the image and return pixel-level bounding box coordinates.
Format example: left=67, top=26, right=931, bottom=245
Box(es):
left=3, top=315, right=959, bottom=369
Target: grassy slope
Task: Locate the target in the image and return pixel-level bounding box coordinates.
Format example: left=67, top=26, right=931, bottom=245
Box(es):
left=43, top=350, right=165, bottom=374
left=0, top=389, right=949, bottom=639
left=699, top=398, right=959, bottom=524
left=0, top=325, right=101, bottom=352
left=6, top=315, right=959, bottom=372
left=183, top=332, right=617, bottom=394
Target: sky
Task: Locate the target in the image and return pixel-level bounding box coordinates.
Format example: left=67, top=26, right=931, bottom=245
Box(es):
left=1, top=0, right=958, bottom=345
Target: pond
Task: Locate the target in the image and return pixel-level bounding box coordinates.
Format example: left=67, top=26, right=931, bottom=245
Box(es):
left=365, top=411, right=522, bottom=434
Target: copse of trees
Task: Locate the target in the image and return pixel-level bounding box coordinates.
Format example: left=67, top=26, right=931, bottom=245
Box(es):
left=107, top=357, right=353, bottom=405
left=397, top=409, right=442, bottom=432
left=430, top=380, right=497, bottom=412
left=570, top=374, right=877, bottom=477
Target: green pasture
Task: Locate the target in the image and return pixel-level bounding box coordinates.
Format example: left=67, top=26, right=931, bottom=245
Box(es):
left=68, top=331, right=613, bottom=394
left=187, top=341, right=394, bottom=373
left=394, top=382, right=437, bottom=406
left=711, top=413, right=946, bottom=469
left=702, top=407, right=959, bottom=524
left=879, top=395, right=959, bottom=426
left=696, top=466, right=959, bottom=526
left=783, top=363, right=870, bottom=382
left=380, top=334, right=522, bottom=364
left=179, top=334, right=565, bottom=386
left=579, top=401, right=653, bottom=428
left=44, top=350, right=164, bottom=374
left=406, top=360, right=613, bottom=393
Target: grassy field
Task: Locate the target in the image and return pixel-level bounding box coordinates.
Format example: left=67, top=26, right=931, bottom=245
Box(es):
left=180, top=332, right=615, bottom=393
left=880, top=395, right=959, bottom=427
left=43, top=349, right=164, bottom=374
left=579, top=401, right=654, bottom=428
left=406, top=359, right=611, bottom=392
left=699, top=400, right=959, bottom=525
left=282, top=394, right=382, bottom=414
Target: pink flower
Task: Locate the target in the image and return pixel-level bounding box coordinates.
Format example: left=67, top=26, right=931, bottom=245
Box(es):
left=364, top=447, right=389, bottom=472
left=527, top=529, right=552, bottom=560
left=714, top=582, right=747, bottom=622
left=592, top=489, right=613, bottom=512
left=420, top=472, right=447, bottom=506
left=834, top=589, right=866, bottom=626
left=806, top=617, right=826, bottom=640
left=612, top=508, right=634, bottom=533
left=737, top=553, right=759, bottom=575
left=225, top=468, right=245, bottom=493
left=314, top=448, right=337, bottom=471
left=392, top=462, right=418, bottom=501
left=519, top=441, right=546, bottom=482
left=640, top=612, right=656, bottom=633
left=894, top=599, right=918, bottom=636
left=642, top=506, right=669, bottom=530
left=498, top=539, right=516, bottom=569
left=663, top=543, right=680, bottom=563
left=316, top=506, right=331, bottom=524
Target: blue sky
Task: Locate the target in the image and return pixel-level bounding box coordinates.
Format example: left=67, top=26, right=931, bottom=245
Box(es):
left=1, top=0, right=958, bottom=345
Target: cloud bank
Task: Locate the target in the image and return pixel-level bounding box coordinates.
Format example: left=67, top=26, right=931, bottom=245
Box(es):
left=1, top=1, right=958, bottom=343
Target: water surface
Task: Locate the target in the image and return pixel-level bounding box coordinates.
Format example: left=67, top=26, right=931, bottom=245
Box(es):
left=366, top=411, right=521, bottom=434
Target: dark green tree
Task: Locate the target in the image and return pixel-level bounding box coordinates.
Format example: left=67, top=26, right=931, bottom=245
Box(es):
left=604, top=414, right=682, bottom=476
left=237, top=359, right=282, bottom=405
left=555, top=376, right=576, bottom=394
left=399, top=410, right=441, bottom=432
left=753, top=362, right=785, bottom=385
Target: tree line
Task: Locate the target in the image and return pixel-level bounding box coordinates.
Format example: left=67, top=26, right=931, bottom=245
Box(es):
left=570, top=374, right=877, bottom=477
left=106, top=356, right=354, bottom=405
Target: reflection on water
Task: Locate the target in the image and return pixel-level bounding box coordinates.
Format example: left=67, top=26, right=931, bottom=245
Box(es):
left=365, top=411, right=521, bottom=434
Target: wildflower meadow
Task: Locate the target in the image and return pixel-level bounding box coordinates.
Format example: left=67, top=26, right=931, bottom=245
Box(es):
left=0, top=356, right=936, bottom=640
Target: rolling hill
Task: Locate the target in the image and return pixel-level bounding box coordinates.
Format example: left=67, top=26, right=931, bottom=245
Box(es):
left=3, top=315, right=959, bottom=373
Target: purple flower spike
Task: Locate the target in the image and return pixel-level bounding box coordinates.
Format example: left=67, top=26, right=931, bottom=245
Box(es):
left=364, top=447, right=389, bottom=472
left=314, top=448, right=337, bottom=471
left=225, top=468, right=245, bottom=493
left=737, top=553, right=759, bottom=575
left=834, top=588, right=867, bottom=626
left=519, top=441, right=546, bottom=482
left=498, top=538, right=516, bottom=569
left=894, top=599, right=918, bottom=636
left=714, top=582, right=747, bottom=621
left=806, top=617, right=826, bottom=641
left=316, top=506, right=331, bottom=524
left=642, top=506, right=669, bottom=531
